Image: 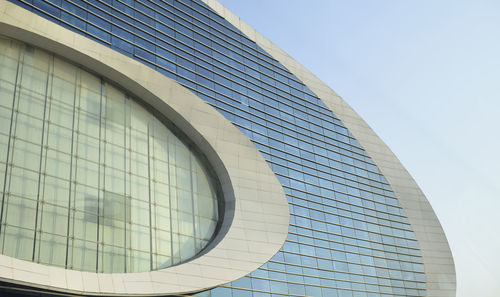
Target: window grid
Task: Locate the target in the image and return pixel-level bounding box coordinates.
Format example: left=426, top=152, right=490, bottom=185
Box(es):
left=0, top=37, right=219, bottom=273
left=8, top=1, right=427, bottom=296
left=18, top=0, right=370, bottom=154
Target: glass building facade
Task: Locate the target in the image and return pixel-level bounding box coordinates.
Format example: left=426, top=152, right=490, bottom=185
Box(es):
left=0, top=36, right=220, bottom=273
left=3, top=0, right=429, bottom=296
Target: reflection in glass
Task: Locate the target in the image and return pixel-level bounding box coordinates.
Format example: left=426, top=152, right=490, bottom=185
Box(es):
left=0, top=36, right=220, bottom=273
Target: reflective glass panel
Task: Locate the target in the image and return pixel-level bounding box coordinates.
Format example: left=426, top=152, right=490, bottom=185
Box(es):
left=0, top=36, right=220, bottom=273
left=8, top=0, right=427, bottom=296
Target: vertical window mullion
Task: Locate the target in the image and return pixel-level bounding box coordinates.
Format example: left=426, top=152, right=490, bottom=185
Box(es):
left=123, top=95, right=128, bottom=272
left=166, top=130, right=174, bottom=265
left=96, top=78, right=104, bottom=272
left=189, top=151, right=197, bottom=252
left=63, top=60, right=79, bottom=268
left=0, top=43, right=23, bottom=240
left=32, top=53, right=53, bottom=262
left=146, top=123, right=153, bottom=271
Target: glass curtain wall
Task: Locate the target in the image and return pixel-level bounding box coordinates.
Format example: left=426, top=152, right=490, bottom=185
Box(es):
left=0, top=36, right=219, bottom=273
left=7, top=0, right=427, bottom=295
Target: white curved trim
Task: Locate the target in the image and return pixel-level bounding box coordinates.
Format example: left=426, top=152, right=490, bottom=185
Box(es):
left=201, top=1, right=457, bottom=296
left=0, top=1, right=289, bottom=296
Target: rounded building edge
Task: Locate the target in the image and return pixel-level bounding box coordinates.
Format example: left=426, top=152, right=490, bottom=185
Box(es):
left=0, top=1, right=290, bottom=296
left=201, top=0, right=457, bottom=296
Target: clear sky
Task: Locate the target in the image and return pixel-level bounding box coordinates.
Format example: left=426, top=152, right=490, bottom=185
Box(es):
left=218, top=1, right=500, bottom=296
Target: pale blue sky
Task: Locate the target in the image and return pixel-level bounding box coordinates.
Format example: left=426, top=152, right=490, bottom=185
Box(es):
left=218, top=1, right=500, bottom=296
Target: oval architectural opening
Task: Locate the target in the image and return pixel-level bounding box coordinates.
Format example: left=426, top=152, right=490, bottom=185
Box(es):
left=0, top=36, right=221, bottom=273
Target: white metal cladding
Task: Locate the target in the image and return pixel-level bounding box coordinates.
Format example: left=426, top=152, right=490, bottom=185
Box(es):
left=0, top=1, right=289, bottom=295
left=200, top=1, right=457, bottom=296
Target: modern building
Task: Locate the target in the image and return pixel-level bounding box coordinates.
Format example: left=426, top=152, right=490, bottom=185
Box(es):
left=0, top=0, right=455, bottom=296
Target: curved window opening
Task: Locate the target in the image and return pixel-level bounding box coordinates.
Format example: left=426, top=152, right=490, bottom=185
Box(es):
left=0, top=36, right=221, bottom=273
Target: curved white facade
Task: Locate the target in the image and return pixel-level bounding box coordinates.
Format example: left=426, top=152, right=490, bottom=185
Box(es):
left=201, top=1, right=456, bottom=296
left=0, top=0, right=455, bottom=296
left=0, top=1, right=289, bottom=295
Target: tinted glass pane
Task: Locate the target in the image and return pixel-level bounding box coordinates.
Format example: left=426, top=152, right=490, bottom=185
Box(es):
left=0, top=35, right=220, bottom=273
